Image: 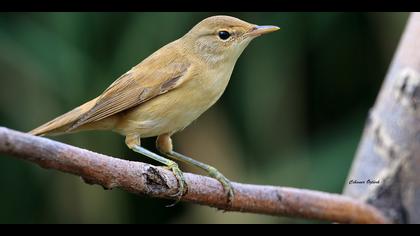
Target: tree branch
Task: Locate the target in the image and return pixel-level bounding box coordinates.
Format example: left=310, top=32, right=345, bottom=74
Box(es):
left=0, top=127, right=389, bottom=223
left=344, top=13, right=420, bottom=223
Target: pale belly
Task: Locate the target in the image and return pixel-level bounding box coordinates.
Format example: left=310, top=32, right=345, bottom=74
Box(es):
left=113, top=71, right=230, bottom=138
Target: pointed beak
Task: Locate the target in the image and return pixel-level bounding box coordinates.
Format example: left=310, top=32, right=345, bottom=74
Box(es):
left=247, top=25, right=280, bottom=37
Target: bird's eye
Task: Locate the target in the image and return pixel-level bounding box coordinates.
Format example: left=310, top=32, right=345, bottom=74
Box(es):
left=218, top=31, right=231, bottom=40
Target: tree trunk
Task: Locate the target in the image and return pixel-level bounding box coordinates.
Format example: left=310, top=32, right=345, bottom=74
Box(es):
left=344, top=12, right=420, bottom=223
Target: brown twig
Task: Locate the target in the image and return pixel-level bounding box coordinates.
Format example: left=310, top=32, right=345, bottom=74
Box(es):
left=0, top=127, right=390, bottom=224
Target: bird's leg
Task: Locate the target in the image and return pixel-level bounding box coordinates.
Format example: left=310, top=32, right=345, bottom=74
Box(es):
left=156, top=134, right=234, bottom=203
left=125, top=135, right=187, bottom=203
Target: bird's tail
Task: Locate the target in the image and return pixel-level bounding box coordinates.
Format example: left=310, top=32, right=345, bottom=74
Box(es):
left=29, top=98, right=98, bottom=136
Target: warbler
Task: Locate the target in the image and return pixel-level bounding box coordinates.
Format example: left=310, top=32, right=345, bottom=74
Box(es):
left=30, top=15, right=280, bottom=202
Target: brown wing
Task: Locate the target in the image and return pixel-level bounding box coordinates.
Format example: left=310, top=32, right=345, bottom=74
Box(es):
left=68, top=46, right=191, bottom=131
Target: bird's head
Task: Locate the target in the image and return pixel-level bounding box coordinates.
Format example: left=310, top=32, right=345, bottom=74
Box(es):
left=182, top=15, right=280, bottom=65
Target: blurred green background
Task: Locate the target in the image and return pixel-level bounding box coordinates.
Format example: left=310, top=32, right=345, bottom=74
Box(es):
left=0, top=12, right=409, bottom=223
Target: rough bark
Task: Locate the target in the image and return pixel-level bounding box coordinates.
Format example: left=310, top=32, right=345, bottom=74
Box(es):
left=0, top=127, right=388, bottom=223
left=344, top=12, right=420, bottom=223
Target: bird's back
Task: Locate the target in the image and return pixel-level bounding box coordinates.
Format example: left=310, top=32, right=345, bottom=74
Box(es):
left=29, top=39, right=190, bottom=137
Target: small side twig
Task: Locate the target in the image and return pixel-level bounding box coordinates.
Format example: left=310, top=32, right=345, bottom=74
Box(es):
left=0, top=127, right=390, bottom=223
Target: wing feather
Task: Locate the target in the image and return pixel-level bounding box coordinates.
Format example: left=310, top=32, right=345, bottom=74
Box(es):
left=68, top=45, right=191, bottom=131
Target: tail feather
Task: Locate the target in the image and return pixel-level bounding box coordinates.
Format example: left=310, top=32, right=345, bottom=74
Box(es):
left=29, top=98, right=98, bottom=136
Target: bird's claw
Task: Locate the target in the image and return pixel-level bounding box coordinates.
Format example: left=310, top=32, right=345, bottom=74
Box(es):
left=165, top=162, right=187, bottom=207
left=208, top=167, right=235, bottom=204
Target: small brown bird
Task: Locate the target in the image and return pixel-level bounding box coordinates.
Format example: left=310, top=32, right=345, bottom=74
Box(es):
left=30, top=15, right=279, bottom=202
